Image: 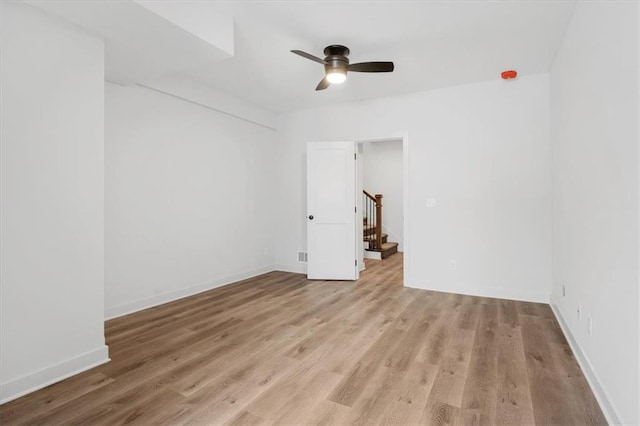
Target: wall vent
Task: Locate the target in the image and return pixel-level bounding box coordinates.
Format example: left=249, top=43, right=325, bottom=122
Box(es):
left=297, top=251, right=308, bottom=263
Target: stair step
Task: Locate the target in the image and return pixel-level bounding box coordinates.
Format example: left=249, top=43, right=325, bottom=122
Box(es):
left=364, top=241, right=398, bottom=259
left=380, top=242, right=398, bottom=259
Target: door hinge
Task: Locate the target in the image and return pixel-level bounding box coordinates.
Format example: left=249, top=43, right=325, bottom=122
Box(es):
left=355, top=206, right=357, bottom=213
left=355, top=259, right=358, bottom=266
left=354, top=153, right=357, bottom=160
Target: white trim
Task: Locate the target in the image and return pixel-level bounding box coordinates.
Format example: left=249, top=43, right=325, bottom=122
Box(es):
left=280, top=261, right=366, bottom=275
left=402, top=131, right=410, bottom=287
left=356, top=131, right=410, bottom=287
left=363, top=250, right=382, bottom=260
left=550, top=303, right=621, bottom=426
left=274, top=263, right=306, bottom=274
left=104, top=265, right=275, bottom=320
left=406, top=281, right=549, bottom=304
left=0, top=346, right=110, bottom=405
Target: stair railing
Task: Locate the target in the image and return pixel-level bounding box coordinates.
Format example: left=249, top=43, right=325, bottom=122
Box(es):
left=363, top=190, right=383, bottom=250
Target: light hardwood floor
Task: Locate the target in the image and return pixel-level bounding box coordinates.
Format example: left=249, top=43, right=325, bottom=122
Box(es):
left=0, top=254, right=606, bottom=425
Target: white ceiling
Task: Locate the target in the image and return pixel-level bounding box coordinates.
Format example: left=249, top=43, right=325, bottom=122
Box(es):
left=28, top=0, right=234, bottom=85
left=31, top=0, right=577, bottom=114
left=176, top=0, right=576, bottom=113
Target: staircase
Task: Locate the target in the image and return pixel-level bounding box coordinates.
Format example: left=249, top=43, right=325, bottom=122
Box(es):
left=362, top=191, right=398, bottom=259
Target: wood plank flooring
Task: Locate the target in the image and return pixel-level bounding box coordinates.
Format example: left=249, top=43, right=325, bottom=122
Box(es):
left=0, top=254, right=606, bottom=425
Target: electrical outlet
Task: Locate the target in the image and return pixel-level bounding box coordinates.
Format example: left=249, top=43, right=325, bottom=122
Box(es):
left=587, top=315, right=593, bottom=336
left=426, top=198, right=436, bottom=208
left=449, top=260, right=456, bottom=270
left=577, top=303, right=582, bottom=320
left=562, top=284, right=566, bottom=297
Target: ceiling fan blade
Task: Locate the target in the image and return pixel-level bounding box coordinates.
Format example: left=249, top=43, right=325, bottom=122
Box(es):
left=291, top=50, right=327, bottom=65
left=315, top=77, right=330, bottom=91
left=348, top=62, right=394, bottom=73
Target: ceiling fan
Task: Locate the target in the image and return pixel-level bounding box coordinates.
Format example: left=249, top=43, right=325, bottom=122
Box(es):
left=291, top=45, right=394, bottom=91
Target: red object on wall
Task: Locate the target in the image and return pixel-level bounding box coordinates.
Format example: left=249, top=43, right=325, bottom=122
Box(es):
left=501, top=70, right=518, bottom=79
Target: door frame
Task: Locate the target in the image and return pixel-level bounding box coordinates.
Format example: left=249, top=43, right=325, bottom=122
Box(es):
left=356, top=132, right=410, bottom=287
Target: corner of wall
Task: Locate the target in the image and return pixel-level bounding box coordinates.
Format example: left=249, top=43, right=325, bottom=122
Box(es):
left=104, top=265, right=276, bottom=320
left=274, top=264, right=307, bottom=275
left=549, top=301, right=622, bottom=425
left=405, top=281, right=549, bottom=304
left=0, top=346, right=110, bottom=405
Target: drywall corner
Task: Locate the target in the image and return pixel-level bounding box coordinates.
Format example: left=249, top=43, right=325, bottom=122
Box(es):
left=0, top=346, right=110, bottom=405
left=550, top=303, right=621, bottom=425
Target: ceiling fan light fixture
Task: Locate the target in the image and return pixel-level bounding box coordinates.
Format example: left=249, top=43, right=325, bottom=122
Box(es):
left=291, top=45, right=393, bottom=91
left=326, top=70, right=346, bottom=84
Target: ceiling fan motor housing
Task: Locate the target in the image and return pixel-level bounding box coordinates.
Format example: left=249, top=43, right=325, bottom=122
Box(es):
left=323, top=45, right=350, bottom=57
left=324, top=45, right=350, bottom=74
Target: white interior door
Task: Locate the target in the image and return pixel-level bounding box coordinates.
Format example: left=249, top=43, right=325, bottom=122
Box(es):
left=307, top=141, right=358, bottom=280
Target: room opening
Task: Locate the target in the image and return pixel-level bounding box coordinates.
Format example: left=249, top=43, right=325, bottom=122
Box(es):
left=357, top=138, right=405, bottom=280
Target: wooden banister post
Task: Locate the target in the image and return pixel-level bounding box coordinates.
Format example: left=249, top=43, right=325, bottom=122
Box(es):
left=375, top=194, right=383, bottom=251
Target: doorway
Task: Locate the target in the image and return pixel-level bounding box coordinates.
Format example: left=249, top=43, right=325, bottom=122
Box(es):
left=305, top=134, right=410, bottom=286
left=356, top=136, right=408, bottom=285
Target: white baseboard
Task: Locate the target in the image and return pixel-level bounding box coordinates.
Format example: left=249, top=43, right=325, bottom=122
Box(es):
left=274, top=263, right=306, bottom=274
left=404, top=281, right=549, bottom=303
left=550, top=303, right=621, bottom=425
left=0, top=345, right=110, bottom=405
left=363, top=251, right=382, bottom=260
left=104, top=265, right=275, bottom=320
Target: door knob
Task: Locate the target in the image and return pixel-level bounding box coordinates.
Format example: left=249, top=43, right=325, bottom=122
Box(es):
left=308, top=215, right=314, bottom=220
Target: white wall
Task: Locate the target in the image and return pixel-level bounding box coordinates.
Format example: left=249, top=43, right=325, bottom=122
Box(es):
left=0, top=2, right=108, bottom=403
left=276, top=74, right=552, bottom=303
left=356, top=143, right=365, bottom=270
left=362, top=140, right=404, bottom=251
left=139, top=74, right=276, bottom=130
left=550, top=2, right=640, bottom=424
left=104, top=82, right=278, bottom=318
